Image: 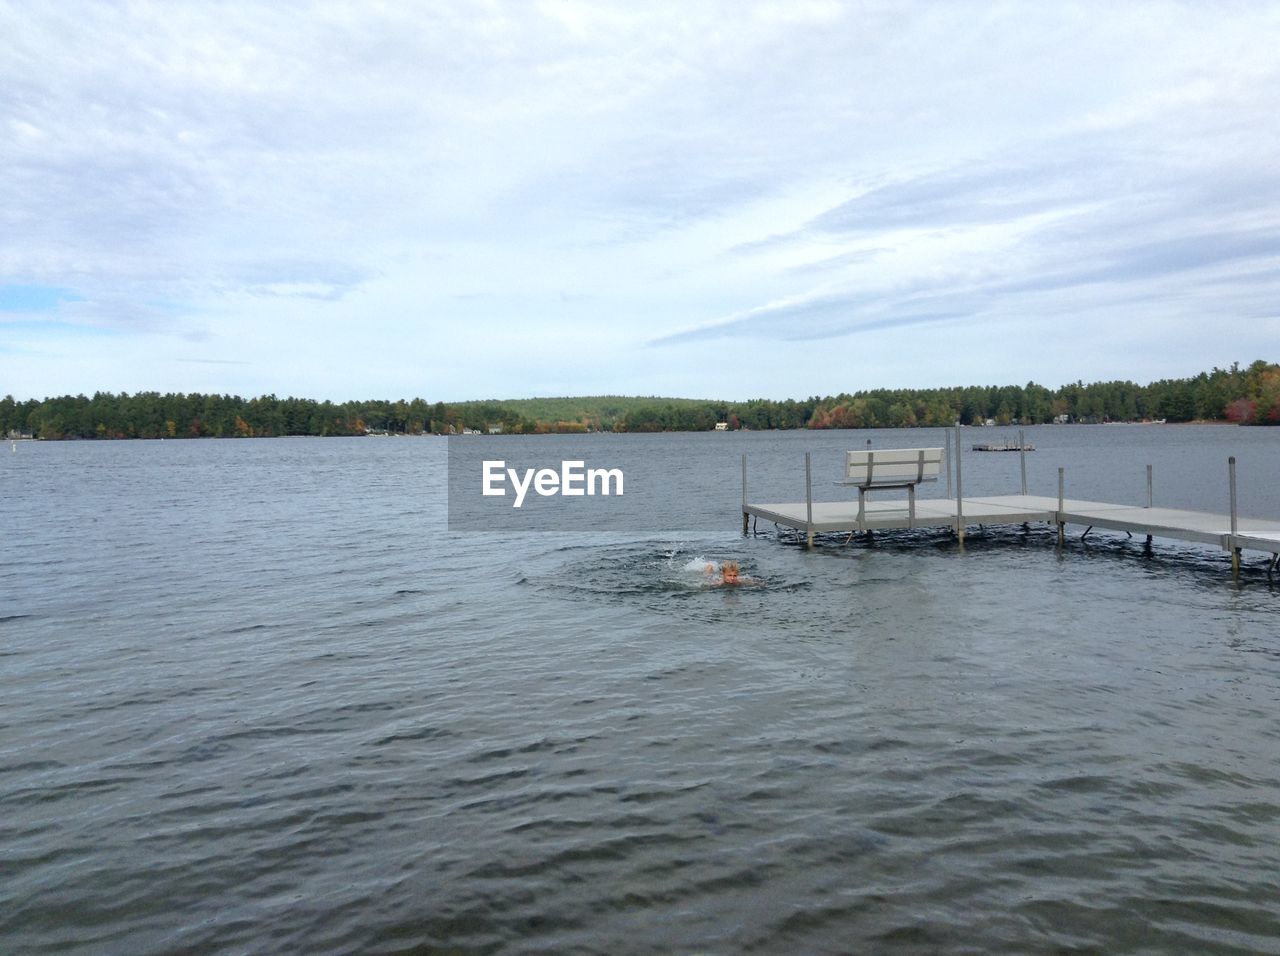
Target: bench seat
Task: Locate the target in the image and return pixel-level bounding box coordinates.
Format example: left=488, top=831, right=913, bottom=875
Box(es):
left=834, top=447, right=944, bottom=529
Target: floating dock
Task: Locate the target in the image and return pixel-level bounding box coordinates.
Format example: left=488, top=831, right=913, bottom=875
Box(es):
left=740, top=439, right=1280, bottom=579
left=972, top=441, right=1035, bottom=452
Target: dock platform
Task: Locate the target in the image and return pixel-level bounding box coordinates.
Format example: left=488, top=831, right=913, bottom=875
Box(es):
left=741, top=444, right=1280, bottom=579
left=972, top=442, right=1035, bottom=452
left=744, top=494, right=1280, bottom=556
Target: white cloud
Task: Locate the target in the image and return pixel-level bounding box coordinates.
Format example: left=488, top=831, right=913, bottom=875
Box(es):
left=1, top=1, right=1278, bottom=399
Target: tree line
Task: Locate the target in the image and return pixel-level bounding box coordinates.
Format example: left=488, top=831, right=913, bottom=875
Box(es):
left=4, top=360, right=1278, bottom=440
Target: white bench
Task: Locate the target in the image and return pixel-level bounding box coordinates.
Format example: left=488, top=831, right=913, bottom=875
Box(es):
left=835, top=447, right=944, bottom=528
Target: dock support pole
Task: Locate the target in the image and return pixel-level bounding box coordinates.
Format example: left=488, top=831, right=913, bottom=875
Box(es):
left=1019, top=428, right=1027, bottom=496
left=1229, top=456, right=1240, bottom=580
left=741, top=453, right=749, bottom=535
left=1057, top=466, right=1065, bottom=548
left=944, top=427, right=952, bottom=497
left=1152, top=465, right=1162, bottom=545
left=955, top=422, right=964, bottom=547
left=805, top=452, right=814, bottom=549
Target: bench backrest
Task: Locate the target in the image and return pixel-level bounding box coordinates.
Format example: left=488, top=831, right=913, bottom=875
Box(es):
left=845, top=447, right=944, bottom=485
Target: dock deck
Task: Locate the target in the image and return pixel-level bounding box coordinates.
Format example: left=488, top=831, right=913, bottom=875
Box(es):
left=744, top=493, right=1280, bottom=558
left=742, top=435, right=1280, bottom=579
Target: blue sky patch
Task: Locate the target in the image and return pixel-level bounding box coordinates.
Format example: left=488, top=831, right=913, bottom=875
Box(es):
left=0, top=319, right=114, bottom=335
left=0, top=285, right=83, bottom=312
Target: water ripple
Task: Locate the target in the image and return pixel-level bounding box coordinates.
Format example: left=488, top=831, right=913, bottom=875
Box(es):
left=3, top=436, right=1280, bottom=953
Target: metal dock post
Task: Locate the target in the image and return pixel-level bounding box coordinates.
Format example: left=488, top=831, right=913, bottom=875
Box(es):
left=1229, top=456, right=1240, bottom=579
left=1152, top=465, right=1162, bottom=545
left=954, top=422, right=964, bottom=546
left=944, top=427, right=952, bottom=497
left=805, top=452, right=814, bottom=549
left=1057, top=467, right=1065, bottom=547
left=741, top=453, right=749, bottom=535
left=1019, top=428, right=1027, bottom=495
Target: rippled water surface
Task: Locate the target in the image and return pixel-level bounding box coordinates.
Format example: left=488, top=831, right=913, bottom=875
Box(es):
left=3, top=427, right=1279, bottom=953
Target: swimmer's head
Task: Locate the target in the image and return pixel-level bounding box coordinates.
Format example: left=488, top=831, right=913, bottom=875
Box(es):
left=722, top=560, right=741, bottom=583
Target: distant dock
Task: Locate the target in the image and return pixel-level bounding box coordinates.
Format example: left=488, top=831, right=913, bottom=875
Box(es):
left=972, top=441, right=1034, bottom=452
left=740, top=431, right=1280, bottom=579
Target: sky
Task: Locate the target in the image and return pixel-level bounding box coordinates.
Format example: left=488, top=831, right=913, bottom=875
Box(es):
left=2, top=1, right=1279, bottom=402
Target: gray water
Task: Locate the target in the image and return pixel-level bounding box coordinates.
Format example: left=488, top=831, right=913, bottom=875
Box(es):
left=3, top=427, right=1279, bottom=954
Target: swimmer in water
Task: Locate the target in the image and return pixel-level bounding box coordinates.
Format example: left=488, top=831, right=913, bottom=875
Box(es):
left=703, top=559, right=750, bottom=586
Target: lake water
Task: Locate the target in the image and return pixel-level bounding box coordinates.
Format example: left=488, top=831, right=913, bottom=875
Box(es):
left=3, top=426, right=1279, bottom=953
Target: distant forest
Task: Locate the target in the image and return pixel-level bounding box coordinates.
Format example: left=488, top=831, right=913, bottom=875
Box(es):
left=5, top=360, right=1279, bottom=440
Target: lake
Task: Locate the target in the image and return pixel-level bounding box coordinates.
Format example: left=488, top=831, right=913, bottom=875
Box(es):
left=3, top=426, right=1279, bottom=953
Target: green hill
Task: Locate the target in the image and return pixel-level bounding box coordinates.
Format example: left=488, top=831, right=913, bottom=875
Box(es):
left=5, top=360, right=1278, bottom=439
left=452, top=394, right=723, bottom=429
